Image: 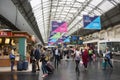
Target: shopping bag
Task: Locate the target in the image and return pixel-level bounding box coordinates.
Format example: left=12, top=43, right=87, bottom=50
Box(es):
left=80, top=60, right=83, bottom=67
left=102, top=59, right=107, bottom=69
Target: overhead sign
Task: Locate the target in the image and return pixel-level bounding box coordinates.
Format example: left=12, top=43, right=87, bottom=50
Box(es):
left=63, top=36, right=70, bottom=42
left=71, top=36, right=78, bottom=41
left=49, top=38, right=58, bottom=42
left=0, top=31, right=12, bottom=37
left=50, top=32, right=61, bottom=39
left=83, top=15, right=101, bottom=29
left=52, top=21, right=67, bottom=32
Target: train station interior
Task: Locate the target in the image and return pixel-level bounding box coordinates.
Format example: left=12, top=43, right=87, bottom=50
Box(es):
left=0, top=0, right=120, bottom=80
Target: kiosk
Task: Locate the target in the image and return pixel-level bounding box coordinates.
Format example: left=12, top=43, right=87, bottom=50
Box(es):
left=0, top=31, right=33, bottom=67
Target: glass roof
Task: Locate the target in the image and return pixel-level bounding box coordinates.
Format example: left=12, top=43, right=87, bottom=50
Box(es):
left=30, top=0, right=120, bottom=42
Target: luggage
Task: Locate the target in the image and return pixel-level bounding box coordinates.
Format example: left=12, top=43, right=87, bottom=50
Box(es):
left=22, top=61, right=28, bottom=70
left=17, top=61, right=23, bottom=71
left=32, top=59, right=36, bottom=72
left=102, top=59, right=107, bottom=69
left=46, top=61, right=54, bottom=73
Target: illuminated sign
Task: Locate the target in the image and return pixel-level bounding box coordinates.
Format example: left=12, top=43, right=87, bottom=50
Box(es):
left=0, top=31, right=12, bottom=36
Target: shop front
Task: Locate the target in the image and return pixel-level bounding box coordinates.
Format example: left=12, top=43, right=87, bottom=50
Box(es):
left=0, top=31, right=33, bottom=67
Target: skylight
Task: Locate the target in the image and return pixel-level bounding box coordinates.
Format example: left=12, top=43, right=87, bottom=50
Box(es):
left=30, top=0, right=119, bottom=43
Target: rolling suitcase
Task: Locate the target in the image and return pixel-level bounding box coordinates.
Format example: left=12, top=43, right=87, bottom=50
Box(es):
left=32, top=59, right=36, bottom=72
left=46, top=65, right=53, bottom=73
left=46, top=61, right=54, bottom=73
left=17, top=61, right=23, bottom=71
left=22, top=61, right=28, bottom=70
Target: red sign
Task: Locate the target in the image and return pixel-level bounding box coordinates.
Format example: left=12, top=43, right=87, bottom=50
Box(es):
left=0, top=31, right=12, bottom=37
left=13, top=33, right=30, bottom=39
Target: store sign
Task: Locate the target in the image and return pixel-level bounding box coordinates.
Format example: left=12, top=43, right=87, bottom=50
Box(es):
left=0, top=31, right=12, bottom=36
left=13, top=33, right=30, bottom=39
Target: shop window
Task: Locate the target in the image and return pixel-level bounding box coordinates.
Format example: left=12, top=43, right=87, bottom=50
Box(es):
left=0, top=38, right=2, bottom=43
left=5, top=38, right=10, bottom=44
left=11, top=39, right=15, bottom=45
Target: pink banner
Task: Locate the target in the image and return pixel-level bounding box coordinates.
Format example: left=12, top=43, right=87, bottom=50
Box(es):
left=53, top=22, right=67, bottom=32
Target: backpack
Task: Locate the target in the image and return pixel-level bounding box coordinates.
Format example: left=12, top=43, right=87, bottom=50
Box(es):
left=89, top=50, right=93, bottom=54
left=109, top=52, right=113, bottom=59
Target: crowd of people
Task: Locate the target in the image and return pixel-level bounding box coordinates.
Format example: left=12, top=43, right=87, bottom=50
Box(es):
left=27, top=45, right=113, bottom=78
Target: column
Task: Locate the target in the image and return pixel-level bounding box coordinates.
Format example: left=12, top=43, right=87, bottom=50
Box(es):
left=18, top=37, right=26, bottom=61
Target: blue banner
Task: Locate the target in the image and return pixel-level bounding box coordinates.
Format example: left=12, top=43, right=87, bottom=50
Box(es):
left=52, top=21, right=59, bottom=32
left=83, top=15, right=101, bottom=29
left=63, top=36, right=70, bottom=42
left=71, top=36, right=78, bottom=41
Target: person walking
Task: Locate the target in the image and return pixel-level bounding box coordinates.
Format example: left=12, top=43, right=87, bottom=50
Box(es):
left=82, top=48, right=89, bottom=70
left=74, top=47, right=81, bottom=72
left=88, top=48, right=93, bottom=62
left=34, top=45, right=41, bottom=71
left=30, top=46, right=35, bottom=63
left=54, top=47, right=60, bottom=68
left=103, top=48, right=113, bottom=70
left=40, top=47, right=48, bottom=78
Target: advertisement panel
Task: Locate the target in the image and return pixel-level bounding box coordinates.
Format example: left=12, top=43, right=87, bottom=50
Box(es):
left=83, top=15, right=101, bottom=29
left=52, top=21, right=67, bottom=32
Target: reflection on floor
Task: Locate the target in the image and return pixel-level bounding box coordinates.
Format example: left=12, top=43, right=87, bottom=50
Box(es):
left=0, top=59, right=120, bottom=80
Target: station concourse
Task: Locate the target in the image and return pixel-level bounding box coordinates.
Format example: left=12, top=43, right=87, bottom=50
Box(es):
left=0, top=0, right=120, bottom=80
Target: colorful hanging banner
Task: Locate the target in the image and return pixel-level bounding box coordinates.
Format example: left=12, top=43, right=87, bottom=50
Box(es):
left=50, top=31, right=56, bottom=37
left=83, top=15, right=101, bottom=29
left=48, top=42, right=54, bottom=45
left=63, top=37, right=70, bottom=42
left=49, top=38, right=58, bottom=42
left=62, top=36, right=70, bottom=42
left=51, top=21, right=60, bottom=32
left=50, top=32, right=61, bottom=39
left=52, top=21, right=67, bottom=32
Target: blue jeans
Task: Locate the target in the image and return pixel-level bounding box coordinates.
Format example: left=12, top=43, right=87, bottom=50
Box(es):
left=104, top=58, right=113, bottom=69
left=42, top=62, right=48, bottom=74
left=11, top=61, right=15, bottom=71
left=54, top=55, right=60, bottom=68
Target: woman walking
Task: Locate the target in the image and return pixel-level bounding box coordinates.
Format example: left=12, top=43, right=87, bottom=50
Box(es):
left=103, top=48, right=113, bottom=70
left=40, top=47, right=48, bottom=78
left=82, top=48, right=89, bottom=70
left=74, top=47, right=81, bottom=72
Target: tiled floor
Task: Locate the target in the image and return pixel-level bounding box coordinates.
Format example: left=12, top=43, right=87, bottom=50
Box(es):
left=0, top=59, right=120, bottom=80
left=0, top=63, right=38, bottom=72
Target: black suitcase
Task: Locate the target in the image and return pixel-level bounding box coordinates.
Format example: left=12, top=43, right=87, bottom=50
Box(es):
left=32, top=60, right=36, bottom=72
left=22, top=61, right=28, bottom=70
left=17, top=61, right=23, bottom=71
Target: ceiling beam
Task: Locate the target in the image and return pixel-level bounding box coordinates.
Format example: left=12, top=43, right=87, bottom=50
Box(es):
left=11, top=0, right=44, bottom=44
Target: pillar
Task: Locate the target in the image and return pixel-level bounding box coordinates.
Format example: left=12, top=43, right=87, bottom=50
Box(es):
left=18, top=37, right=26, bottom=61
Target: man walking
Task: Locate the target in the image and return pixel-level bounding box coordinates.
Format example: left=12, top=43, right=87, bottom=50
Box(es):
left=34, top=45, right=41, bottom=71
